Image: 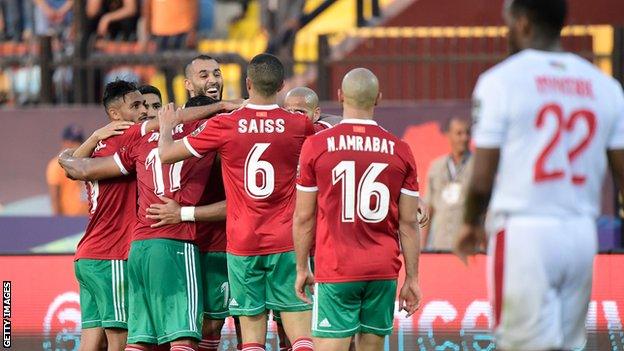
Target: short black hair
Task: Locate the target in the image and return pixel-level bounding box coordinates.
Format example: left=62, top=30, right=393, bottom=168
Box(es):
left=247, top=53, right=284, bottom=97
left=185, top=55, right=219, bottom=77
left=185, top=95, right=219, bottom=108
left=510, top=0, right=567, bottom=38
left=102, top=80, right=138, bottom=109
left=138, top=85, right=161, bottom=101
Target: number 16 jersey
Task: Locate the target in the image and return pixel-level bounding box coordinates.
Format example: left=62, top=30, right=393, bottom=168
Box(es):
left=473, top=49, right=624, bottom=218
left=183, top=104, right=315, bottom=256
left=297, top=119, right=419, bottom=283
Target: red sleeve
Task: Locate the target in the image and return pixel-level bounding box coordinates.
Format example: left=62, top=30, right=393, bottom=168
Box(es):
left=400, top=142, right=419, bottom=197
left=296, top=137, right=318, bottom=192
left=183, top=117, right=223, bottom=158
left=114, top=138, right=138, bottom=175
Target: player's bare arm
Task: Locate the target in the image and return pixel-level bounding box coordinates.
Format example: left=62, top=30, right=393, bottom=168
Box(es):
left=608, top=149, right=624, bottom=196
left=73, top=121, right=135, bottom=157
left=417, top=197, right=431, bottom=228
left=292, top=190, right=317, bottom=303
left=454, top=147, right=499, bottom=262
left=145, top=197, right=227, bottom=228
left=157, top=103, right=194, bottom=164
left=398, top=193, right=423, bottom=317
left=58, top=149, right=125, bottom=181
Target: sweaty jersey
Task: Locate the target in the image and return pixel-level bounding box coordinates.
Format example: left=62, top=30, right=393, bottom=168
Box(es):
left=183, top=103, right=315, bottom=255
left=116, top=120, right=215, bottom=242
left=76, top=124, right=142, bottom=260
left=297, top=119, right=419, bottom=283
left=473, top=49, right=624, bottom=218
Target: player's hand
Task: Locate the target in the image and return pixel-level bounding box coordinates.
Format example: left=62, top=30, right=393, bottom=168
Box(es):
left=220, top=99, right=245, bottom=112
left=398, top=278, right=422, bottom=317
left=158, top=103, right=178, bottom=130
left=416, top=198, right=430, bottom=228
left=92, top=121, right=134, bottom=141
left=454, top=224, right=487, bottom=265
left=294, top=269, right=314, bottom=304
left=146, top=196, right=181, bottom=228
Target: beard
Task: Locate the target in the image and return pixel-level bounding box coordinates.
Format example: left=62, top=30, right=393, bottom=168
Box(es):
left=196, top=84, right=223, bottom=101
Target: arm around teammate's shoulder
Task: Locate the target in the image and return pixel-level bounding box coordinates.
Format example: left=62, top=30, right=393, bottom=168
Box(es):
left=58, top=149, right=126, bottom=181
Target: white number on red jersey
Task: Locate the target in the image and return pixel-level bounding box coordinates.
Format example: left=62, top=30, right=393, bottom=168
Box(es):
left=146, top=148, right=184, bottom=195
left=244, top=143, right=275, bottom=199
left=332, top=161, right=390, bottom=223
left=534, top=104, right=596, bottom=185
left=88, top=180, right=99, bottom=214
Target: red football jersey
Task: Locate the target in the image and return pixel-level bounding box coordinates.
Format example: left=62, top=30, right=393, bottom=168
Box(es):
left=297, top=119, right=419, bottom=283
left=195, top=157, right=227, bottom=253
left=76, top=124, right=143, bottom=260
left=183, top=104, right=315, bottom=255
left=116, top=120, right=215, bottom=242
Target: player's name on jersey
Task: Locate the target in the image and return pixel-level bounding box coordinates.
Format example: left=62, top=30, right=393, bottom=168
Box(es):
left=238, top=118, right=285, bottom=134
left=535, top=76, right=594, bottom=98
left=327, top=135, right=396, bottom=155
left=147, top=124, right=186, bottom=142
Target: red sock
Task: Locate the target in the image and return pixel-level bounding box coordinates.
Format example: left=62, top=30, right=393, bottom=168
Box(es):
left=170, top=345, right=197, bottom=351
left=198, top=336, right=220, bottom=351
left=125, top=345, right=150, bottom=351
left=292, top=338, right=313, bottom=351
left=241, top=342, right=265, bottom=351
left=236, top=344, right=243, bottom=351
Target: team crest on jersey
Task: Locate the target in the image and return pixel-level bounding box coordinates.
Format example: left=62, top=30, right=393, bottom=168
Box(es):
left=190, top=121, right=207, bottom=137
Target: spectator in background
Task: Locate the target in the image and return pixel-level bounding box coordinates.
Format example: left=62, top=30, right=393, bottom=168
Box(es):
left=33, top=0, right=73, bottom=37
left=422, top=117, right=472, bottom=250
left=144, top=0, right=197, bottom=51
left=0, top=0, right=33, bottom=40
left=87, top=0, right=139, bottom=40
left=46, top=124, right=89, bottom=216
left=144, top=0, right=198, bottom=103
left=262, top=0, right=304, bottom=77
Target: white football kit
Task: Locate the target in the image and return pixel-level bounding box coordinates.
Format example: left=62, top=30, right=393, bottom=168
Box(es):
left=473, top=49, right=624, bottom=350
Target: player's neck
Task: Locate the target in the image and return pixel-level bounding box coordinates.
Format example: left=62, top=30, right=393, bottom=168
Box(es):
left=526, top=37, right=563, bottom=53
left=247, top=95, right=277, bottom=106
left=342, top=107, right=374, bottom=120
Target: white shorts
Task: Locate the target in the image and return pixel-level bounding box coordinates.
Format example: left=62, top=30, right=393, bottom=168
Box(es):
left=487, top=215, right=597, bottom=351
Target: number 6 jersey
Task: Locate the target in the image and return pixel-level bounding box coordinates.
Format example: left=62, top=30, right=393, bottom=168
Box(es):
left=116, top=120, right=215, bottom=242
left=473, top=49, right=624, bottom=218
left=182, top=104, right=315, bottom=256
left=296, top=119, right=419, bottom=283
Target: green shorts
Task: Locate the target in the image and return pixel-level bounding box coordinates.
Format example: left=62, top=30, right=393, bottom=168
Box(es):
left=74, top=259, right=128, bottom=329
left=227, top=251, right=312, bottom=316
left=312, top=280, right=397, bottom=338
left=127, top=239, right=203, bottom=344
left=273, top=256, right=315, bottom=323
left=200, top=251, right=230, bottom=319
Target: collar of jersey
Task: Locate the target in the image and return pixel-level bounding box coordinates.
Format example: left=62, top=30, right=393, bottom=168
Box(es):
left=340, top=118, right=378, bottom=126
left=245, top=103, right=280, bottom=110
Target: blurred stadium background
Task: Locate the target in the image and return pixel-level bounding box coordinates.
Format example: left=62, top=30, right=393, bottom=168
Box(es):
left=1, top=0, right=624, bottom=350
